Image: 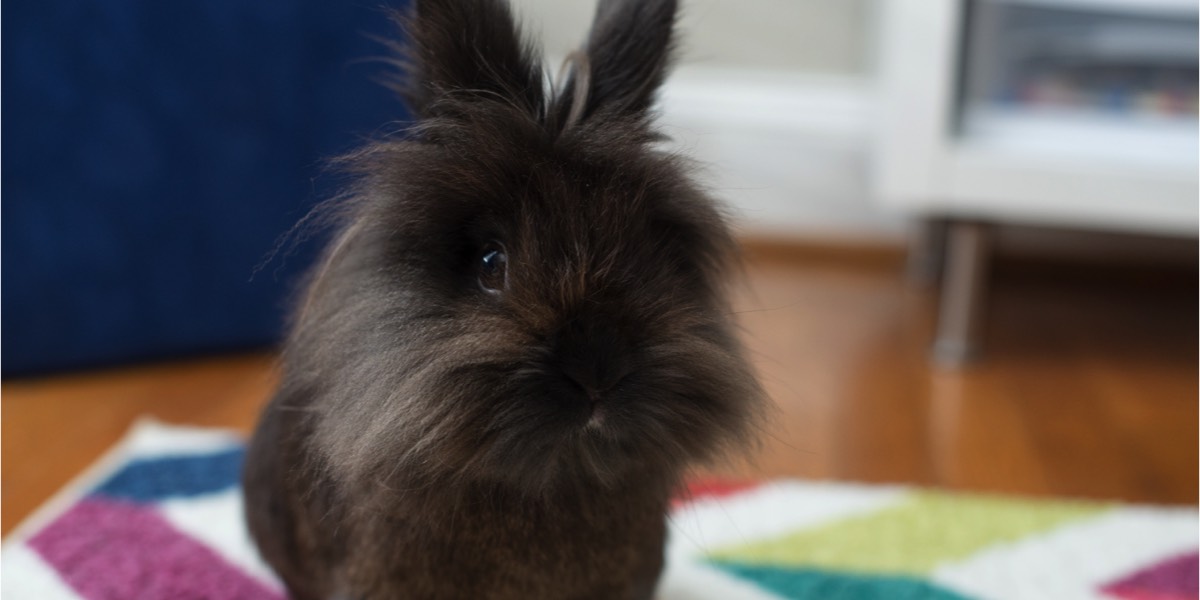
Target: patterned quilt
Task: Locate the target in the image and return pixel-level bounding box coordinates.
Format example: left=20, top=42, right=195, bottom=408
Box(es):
left=3, top=421, right=1196, bottom=599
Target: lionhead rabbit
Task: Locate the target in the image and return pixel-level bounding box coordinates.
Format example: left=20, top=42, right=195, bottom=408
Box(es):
left=242, top=0, right=763, bottom=597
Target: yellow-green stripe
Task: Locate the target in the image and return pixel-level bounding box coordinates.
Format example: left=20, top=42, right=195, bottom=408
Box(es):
left=707, top=491, right=1110, bottom=576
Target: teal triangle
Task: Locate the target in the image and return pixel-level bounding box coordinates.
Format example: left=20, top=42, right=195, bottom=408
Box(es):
left=709, top=561, right=974, bottom=600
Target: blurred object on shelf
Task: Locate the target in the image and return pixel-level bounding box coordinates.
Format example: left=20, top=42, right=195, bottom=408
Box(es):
left=960, top=0, right=1198, bottom=166
left=967, top=2, right=1198, bottom=119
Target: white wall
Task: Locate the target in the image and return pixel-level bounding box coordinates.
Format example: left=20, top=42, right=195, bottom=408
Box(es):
left=513, top=0, right=873, bottom=73
left=510, top=0, right=900, bottom=241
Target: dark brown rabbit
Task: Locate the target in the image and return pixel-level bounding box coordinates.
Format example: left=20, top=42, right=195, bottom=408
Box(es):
left=242, top=0, right=763, bottom=597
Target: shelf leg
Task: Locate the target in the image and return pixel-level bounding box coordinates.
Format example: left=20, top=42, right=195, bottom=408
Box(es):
left=932, top=220, right=991, bottom=367
left=907, top=217, right=949, bottom=286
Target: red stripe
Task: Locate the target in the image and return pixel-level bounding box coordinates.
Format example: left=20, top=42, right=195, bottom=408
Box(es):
left=29, top=498, right=282, bottom=600
left=672, top=478, right=761, bottom=508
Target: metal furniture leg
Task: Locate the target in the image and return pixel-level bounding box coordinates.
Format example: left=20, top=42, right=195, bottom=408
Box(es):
left=907, top=218, right=949, bottom=286
left=932, top=220, right=991, bottom=366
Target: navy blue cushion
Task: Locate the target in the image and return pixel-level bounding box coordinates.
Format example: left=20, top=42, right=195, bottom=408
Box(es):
left=2, top=0, right=411, bottom=375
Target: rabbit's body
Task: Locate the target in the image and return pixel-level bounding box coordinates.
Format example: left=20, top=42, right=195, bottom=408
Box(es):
left=246, top=403, right=668, bottom=600
left=244, top=0, right=762, bottom=597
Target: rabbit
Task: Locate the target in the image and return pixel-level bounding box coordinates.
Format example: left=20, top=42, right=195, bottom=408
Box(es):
left=241, top=0, right=764, bottom=598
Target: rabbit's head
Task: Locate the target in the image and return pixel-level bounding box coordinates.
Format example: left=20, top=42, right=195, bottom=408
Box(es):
left=287, top=0, right=763, bottom=497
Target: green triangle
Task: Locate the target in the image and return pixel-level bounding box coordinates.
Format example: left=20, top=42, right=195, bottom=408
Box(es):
left=707, top=491, right=1109, bottom=576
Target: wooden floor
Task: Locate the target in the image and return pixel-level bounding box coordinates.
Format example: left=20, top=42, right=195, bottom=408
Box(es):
left=4, top=244, right=1196, bottom=537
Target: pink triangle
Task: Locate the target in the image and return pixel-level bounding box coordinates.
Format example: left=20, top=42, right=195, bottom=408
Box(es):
left=1102, top=550, right=1199, bottom=600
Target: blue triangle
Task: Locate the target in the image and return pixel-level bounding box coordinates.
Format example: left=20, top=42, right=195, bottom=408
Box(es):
left=90, top=447, right=244, bottom=502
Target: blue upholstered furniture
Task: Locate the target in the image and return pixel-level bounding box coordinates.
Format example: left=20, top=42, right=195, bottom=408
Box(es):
left=3, top=0, right=411, bottom=374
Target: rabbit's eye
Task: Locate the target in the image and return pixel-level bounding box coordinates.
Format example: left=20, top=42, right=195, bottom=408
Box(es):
left=478, top=243, right=508, bottom=294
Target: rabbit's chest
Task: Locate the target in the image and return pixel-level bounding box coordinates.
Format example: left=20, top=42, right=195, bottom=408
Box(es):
left=347, top=488, right=668, bottom=599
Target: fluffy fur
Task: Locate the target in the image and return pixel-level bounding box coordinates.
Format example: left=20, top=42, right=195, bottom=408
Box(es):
left=243, top=0, right=764, bottom=598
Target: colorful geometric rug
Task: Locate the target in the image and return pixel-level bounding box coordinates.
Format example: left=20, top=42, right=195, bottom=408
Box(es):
left=3, top=421, right=1196, bottom=599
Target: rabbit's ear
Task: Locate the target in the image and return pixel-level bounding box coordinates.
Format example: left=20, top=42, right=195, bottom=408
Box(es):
left=577, top=0, right=678, bottom=122
left=398, top=0, right=545, bottom=119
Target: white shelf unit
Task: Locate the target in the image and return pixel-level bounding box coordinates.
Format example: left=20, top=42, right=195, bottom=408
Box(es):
left=876, top=0, right=1198, bottom=235
left=872, top=0, right=1198, bottom=363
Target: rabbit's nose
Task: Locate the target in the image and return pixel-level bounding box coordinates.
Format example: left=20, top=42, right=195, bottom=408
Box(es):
left=561, top=360, right=631, bottom=399
left=552, top=318, right=634, bottom=400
